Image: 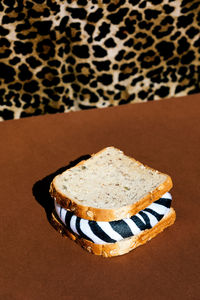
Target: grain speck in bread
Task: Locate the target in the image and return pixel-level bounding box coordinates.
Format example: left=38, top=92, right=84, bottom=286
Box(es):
left=50, top=147, right=172, bottom=221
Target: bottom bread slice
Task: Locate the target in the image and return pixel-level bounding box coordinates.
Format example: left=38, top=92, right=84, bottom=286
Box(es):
left=50, top=207, right=176, bottom=257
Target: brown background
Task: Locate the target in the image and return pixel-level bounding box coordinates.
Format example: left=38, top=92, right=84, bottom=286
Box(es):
left=0, top=94, right=200, bottom=300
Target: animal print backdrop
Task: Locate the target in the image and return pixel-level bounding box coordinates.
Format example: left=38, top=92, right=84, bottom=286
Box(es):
left=0, top=0, right=199, bottom=121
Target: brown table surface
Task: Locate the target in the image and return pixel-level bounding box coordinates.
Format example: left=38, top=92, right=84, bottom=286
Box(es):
left=1, top=94, right=200, bottom=300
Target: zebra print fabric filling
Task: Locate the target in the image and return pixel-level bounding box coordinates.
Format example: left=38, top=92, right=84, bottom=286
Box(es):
left=55, top=192, right=172, bottom=244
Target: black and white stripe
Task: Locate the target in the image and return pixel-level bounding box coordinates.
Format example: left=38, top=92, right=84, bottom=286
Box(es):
left=54, top=192, right=172, bottom=244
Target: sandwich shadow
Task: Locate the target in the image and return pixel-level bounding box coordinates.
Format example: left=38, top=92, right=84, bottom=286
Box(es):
left=32, top=154, right=91, bottom=222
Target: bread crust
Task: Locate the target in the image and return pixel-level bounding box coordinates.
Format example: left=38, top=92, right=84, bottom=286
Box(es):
left=49, top=147, right=173, bottom=221
left=50, top=207, right=176, bottom=257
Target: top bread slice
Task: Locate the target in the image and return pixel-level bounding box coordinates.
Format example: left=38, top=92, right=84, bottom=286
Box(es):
left=50, top=147, right=172, bottom=221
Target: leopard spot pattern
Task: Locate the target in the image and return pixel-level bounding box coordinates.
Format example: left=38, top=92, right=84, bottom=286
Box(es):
left=0, top=0, right=199, bottom=120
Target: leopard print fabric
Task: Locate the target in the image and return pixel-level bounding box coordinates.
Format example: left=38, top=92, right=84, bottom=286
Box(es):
left=0, top=0, right=200, bottom=121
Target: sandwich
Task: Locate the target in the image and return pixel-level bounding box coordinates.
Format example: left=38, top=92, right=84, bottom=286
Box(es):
left=49, top=147, right=176, bottom=257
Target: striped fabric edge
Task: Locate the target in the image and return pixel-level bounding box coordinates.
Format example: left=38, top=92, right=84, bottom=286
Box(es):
left=54, top=192, right=172, bottom=244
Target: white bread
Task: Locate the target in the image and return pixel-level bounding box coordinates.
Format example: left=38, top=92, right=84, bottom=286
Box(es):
left=50, top=207, right=176, bottom=257
left=50, top=147, right=172, bottom=221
